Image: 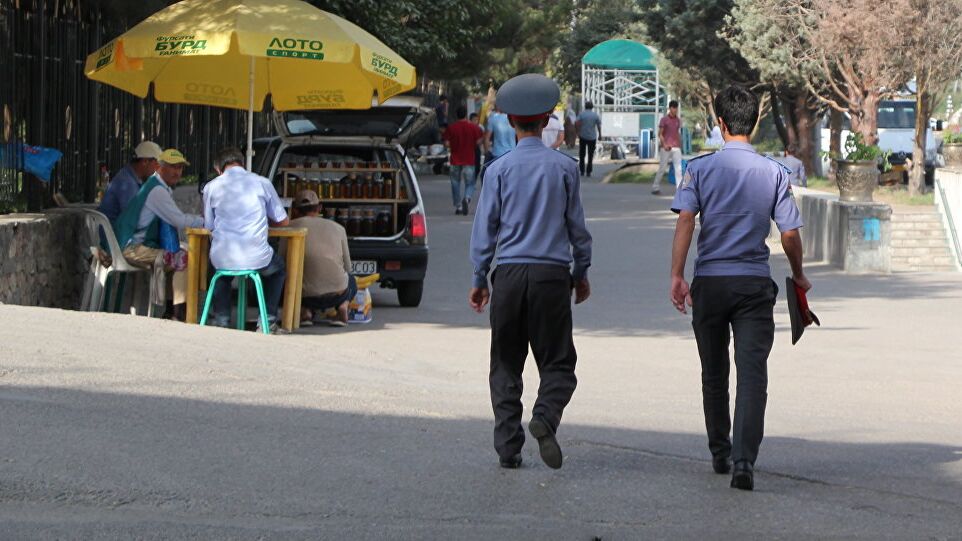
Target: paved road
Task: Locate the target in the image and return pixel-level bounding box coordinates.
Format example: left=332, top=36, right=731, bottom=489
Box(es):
left=2, top=164, right=962, bottom=539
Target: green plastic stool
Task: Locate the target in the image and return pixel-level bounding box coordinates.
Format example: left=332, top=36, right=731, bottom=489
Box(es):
left=199, top=270, right=271, bottom=334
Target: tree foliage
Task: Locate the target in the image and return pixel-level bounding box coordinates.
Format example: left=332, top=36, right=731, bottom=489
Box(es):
left=732, top=0, right=910, bottom=146
left=552, top=0, right=642, bottom=90
left=638, top=0, right=758, bottom=90
left=903, top=0, right=962, bottom=194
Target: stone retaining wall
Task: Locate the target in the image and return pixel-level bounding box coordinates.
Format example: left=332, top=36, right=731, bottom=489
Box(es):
left=0, top=209, right=89, bottom=309
left=789, top=188, right=892, bottom=273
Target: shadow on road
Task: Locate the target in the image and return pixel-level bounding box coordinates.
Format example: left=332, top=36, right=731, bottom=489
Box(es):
left=2, top=385, right=960, bottom=538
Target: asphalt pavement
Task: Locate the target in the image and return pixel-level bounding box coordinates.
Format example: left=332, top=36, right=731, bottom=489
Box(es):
left=1, top=159, right=961, bottom=539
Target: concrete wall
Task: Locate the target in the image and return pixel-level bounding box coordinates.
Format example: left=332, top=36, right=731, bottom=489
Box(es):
left=790, top=188, right=892, bottom=273
left=934, top=168, right=962, bottom=270
left=0, top=209, right=89, bottom=309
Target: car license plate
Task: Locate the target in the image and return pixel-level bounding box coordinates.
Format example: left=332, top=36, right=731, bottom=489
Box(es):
left=351, top=260, right=377, bottom=275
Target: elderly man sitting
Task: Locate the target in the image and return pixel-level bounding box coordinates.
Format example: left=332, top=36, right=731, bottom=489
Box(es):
left=113, top=148, right=205, bottom=319
left=98, top=140, right=162, bottom=222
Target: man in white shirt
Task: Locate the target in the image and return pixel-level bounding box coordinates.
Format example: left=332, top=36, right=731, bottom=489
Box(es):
left=203, top=147, right=290, bottom=331
left=114, top=148, right=205, bottom=319
left=541, top=112, right=564, bottom=150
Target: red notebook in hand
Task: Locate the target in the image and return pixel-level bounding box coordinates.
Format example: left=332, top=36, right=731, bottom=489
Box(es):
left=786, top=277, right=820, bottom=345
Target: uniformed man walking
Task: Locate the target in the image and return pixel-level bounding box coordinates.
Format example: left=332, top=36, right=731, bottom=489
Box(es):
left=669, top=86, right=811, bottom=490
left=469, top=74, right=592, bottom=470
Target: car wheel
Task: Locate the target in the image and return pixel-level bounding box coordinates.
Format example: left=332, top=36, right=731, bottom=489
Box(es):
left=397, top=280, right=423, bottom=307
left=432, top=162, right=443, bottom=175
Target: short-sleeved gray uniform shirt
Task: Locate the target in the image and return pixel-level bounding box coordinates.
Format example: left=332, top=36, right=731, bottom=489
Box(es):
left=671, top=141, right=803, bottom=277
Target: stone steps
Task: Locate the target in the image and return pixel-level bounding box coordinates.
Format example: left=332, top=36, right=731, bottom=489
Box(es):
left=889, top=210, right=958, bottom=272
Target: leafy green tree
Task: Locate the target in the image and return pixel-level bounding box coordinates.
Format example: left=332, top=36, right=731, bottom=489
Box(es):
left=727, top=0, right=823, bottom=173
left=638, top=0, right=758, bottom=90
left=553, top=0, right=642, bottom=90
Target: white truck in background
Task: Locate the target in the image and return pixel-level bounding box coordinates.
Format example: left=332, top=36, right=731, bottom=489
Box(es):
left=820, top=99, right=938, bottom=182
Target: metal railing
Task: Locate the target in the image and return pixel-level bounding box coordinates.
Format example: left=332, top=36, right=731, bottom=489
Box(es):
left=934, top=169, right=962, bottom=271
left=0, top=0, right=275, bottom=213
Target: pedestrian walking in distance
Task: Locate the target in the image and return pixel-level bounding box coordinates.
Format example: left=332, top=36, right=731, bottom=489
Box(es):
left=653, top=99, right=682, bottom=195
left=469, top=73, right=593, bottom=470
left=575, top=101, right=601, bottom=177
left=670, top=86, right=811, bottom=491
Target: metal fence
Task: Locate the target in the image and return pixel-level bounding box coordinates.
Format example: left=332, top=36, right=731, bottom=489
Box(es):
left=0, top=0, right=275, bottom=213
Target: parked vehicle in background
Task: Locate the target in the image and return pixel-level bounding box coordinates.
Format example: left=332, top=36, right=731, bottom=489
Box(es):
left=820, top=99, right=938, bottom=184
left=251, top=97, right=432, bottom=307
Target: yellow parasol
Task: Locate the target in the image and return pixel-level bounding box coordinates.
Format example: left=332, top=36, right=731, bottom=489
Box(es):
left=85, top=0, right=417, bottom=167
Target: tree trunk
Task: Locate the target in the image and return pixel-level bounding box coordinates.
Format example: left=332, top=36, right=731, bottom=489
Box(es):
left=829, top=108, right=843, bottom=181
left=792, top=94, right=817, bottom=176
left=770, top=90, right=791, bottom=148
left=910, top=90, right=932, bottom=196
left=850, top=92, right=880, bottom=146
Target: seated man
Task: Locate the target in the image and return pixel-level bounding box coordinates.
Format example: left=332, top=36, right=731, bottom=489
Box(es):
left=290, top=190, right=356, bottom=327
left=203, top=147, right=289, bottom=332
left=99, top=140, right=162, bottom=222
left=113, top=148, right=205, bottom=319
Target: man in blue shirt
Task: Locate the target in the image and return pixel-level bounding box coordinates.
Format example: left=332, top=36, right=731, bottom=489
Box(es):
left=484, top=106, right=517, bottom=159
left=98, top=141, right=162, bottom=222
left=670, top=86, right=810, bottom=491
left=470, top=74, right=592, bottom=471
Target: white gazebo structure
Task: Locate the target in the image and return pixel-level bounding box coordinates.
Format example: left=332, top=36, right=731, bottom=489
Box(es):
left=581, top=39, right=670, bottom=157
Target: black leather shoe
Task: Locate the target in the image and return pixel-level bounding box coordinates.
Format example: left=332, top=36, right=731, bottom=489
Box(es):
left=730, top=461, right=754, bottom=491
left=528, top=416, right=563, bottom=469
left=460, top=198, right=469, bottom=215
left=712, top=455, right=732, bottom=474
left=499, top=454, right=522, bottom=469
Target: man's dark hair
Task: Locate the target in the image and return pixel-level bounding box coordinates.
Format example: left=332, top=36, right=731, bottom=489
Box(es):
left=456, top=106, right=468, bottom=120
left=295, top=203, right=320, bottom=215
left=439, top=94, right=448, bottom=102
left=509, top=116, right=547, bottom=132
left=669, top=100, right=679, bottom=109
left=214, top=147, right=245, bottom=171
left=469, top=112, right=479, bottom=120
left=585, top=101, right=593, bottom=109
left=714, top=86, right=759, bottom=137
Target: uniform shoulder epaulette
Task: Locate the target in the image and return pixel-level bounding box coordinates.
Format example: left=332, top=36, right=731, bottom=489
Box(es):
left=762, top=154, right=793, bottom=174
left=686, top=151, right=715, bottom=164
left=479, top=151, right=510, bottom=181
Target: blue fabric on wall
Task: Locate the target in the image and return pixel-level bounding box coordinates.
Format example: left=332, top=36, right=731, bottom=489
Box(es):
left=0, top=143, right=63, bottom=181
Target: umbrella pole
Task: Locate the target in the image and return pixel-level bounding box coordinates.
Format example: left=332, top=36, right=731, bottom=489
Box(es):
left=246, top=56, right=255, bottom=170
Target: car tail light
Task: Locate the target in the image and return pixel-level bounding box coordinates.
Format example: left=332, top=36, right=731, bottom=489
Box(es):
left=408, top=212, right=426, bottom=245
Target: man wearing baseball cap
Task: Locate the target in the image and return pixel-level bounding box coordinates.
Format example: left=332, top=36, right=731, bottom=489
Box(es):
left=113, top=147, right=204, bottom=319
left=289, top=189, right=355, bottom=327
left=98, top=140, right=162, bottom=222
left=469, top=74, right=593, bottom=470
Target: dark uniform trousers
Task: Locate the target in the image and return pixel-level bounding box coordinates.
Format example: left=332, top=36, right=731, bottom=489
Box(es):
left=691, top=275, right=777, bottom=466
left=489, top=263, right=578, bottom=459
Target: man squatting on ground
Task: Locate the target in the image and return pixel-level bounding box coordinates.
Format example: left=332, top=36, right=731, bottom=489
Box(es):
left=469, top=74, right=593, bottom=470
left=670, top=85, right=811, bottom=491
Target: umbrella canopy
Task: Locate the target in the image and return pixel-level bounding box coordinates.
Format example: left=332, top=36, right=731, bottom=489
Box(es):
left=84, top=0, right=416, bottom=111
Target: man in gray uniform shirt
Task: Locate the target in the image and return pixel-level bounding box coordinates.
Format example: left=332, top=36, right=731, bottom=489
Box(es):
left=576, top=101, right=602, bottom=177
left=670, top=86, right=811, bottom=491
left=470, top=74, right=593, bottom=470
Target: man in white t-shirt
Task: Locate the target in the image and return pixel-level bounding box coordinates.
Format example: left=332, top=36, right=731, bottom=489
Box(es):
left=202, top=147, right=290, bottom=331
left=541, top=112, right=564, bottom=149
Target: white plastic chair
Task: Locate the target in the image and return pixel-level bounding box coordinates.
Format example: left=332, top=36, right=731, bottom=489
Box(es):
left=79, top=209, right=156, bottom=316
